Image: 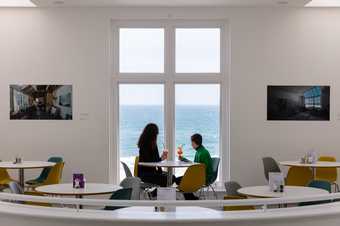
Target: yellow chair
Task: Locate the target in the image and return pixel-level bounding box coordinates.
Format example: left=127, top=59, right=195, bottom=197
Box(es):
left=0, top=168, right=15, bottom=188
left=178, top=164, right=206, bottom=194
left=285, top=166, right=313, bottom=186
left=316, top=156, right=338, bottom=191
left=30, top=162, right=64, bottom=189
left=134, top=156, right=139, bottom=177
left=223, top=195, right=255, bottom=211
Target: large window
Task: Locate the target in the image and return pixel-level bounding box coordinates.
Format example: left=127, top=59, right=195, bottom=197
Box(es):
left=175, top=84, right=220, bottom=159
left=113, top=21, right=228, bottom=183
left=119, top=84, right=164, bottom=179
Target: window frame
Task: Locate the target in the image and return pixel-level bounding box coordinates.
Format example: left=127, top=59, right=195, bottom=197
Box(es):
left=109, top=20, right=230, bottom=184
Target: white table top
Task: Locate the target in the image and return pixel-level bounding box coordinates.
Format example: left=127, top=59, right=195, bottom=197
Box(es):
left=35, top=183, right=121, bottom=196
left=0, top=161, right=55, bottom=169
left=280, top=161, right=340, bottom=168
left=138, top=160, right=198, bottom=168
left=238, top=185, right=329, bottom=198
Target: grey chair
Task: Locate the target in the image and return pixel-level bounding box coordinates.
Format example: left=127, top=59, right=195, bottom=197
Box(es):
left=8, top=182, right=25, bottom=204
left=262, top=157, right=281, bottom=181
left=120, top=177, right=141, bottom=200
left=121, top=161, right=133, bottom=178
left=9, top=181, right=24, bottom=194
left=104, top=188, right=132, bottom=211
left=224, top=181, right=242, bottom=196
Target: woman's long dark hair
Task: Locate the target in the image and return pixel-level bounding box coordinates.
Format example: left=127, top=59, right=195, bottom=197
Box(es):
left=137, top=123, right=159, bottom=149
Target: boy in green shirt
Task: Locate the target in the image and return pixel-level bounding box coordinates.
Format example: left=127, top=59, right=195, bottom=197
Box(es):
left=177, top=133, right=213, bottom=200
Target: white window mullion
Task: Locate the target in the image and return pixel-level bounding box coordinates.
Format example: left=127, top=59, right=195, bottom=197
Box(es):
left=165, top=23, right=176, bottom=161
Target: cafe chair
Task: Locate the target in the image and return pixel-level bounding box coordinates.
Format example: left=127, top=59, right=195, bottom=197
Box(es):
left=104, top=188, right=132, bottom=211
left=121, top=161, right=133, bottom=178
left=133, top=156, right=139, bottom=177
left=120, top=177, right=141, bottom=200
left=29, top=162, right=65, bottom=189
left=177, top=164, right=206, bottom=199
left=0, top=168, right=15, bottom=190
left=26, top=157, right=63, bottom=186
left=315, top=156, right=339, bottom=192
left=223, top=195, right=255, bottom=211
left=225, top=181, right=244, bottom=197
left=285, top=166, right=313, bottom=186
left=8, top=182, right=51, bottom=207
left=200, top=157, right=220, bottom=199
left=133, top=156, right=157, bottom=199
left=299, top=180, right=332, bottom=206
left=262, top=157, right=281, bottom=181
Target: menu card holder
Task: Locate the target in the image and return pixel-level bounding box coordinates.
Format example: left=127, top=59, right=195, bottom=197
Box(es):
left=73, top=173, right=85, bottom=189
left=269, top=172, right=285, bottom=192
left=157, top=187, right=176, bottom=212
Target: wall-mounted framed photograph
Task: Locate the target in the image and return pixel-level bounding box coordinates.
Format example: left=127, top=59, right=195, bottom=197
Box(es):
left=267, top=86, right=330, bottom=121
left=10, top=85, right=73, bottom=120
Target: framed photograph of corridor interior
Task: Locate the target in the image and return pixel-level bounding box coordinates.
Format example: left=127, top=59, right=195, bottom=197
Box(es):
left=267, top=86, right=330, bottom=121
left=10, top=85, right=73, bottom=120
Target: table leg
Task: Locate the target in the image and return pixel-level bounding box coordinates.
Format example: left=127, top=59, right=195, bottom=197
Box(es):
left=18, top=169, right=24, bottom=189
left=76, top=195, right=83, bottom=209
left=166, top=167, right=173, bottom=187
left=311, top=167, right=316, bottom=179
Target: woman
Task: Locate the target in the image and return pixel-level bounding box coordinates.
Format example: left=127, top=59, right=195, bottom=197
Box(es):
left=137, top=123, right=168, bottom=187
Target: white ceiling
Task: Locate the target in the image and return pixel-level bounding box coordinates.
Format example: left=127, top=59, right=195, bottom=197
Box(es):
left=32, top=0, right=312, bottom=7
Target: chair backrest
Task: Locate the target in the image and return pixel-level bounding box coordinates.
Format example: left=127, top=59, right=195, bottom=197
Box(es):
left=37, top=157, right=64, bottom=182
left=207, top=157, right=220, bottom=185
left=178, top=164, right=206, bottom=193
left=262, top=157, right=281, bottom=181
left=105, top=188, right=132, bottom=210
left=121, top=161, right=133, bottom=178
left=308, top=180, right=332, bottom=193
left=316, top=156, right=337, bottom=183
left=8, top=182, right=24, bottom=194
left=0, top=168, right=11, bottom=181
left=134, top=156, right=139, bottom=177
left=225, top=181, right=242, bottom=196
left=286, top=166, right=313, bottom=186
left=223, top=195, right=255, bottom=211
left=43, top=162, right=65, bottom=185
left=120, top=177, right=141, bottom=200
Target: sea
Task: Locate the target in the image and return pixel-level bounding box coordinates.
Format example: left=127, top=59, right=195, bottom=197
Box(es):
left=120, top=105, right=219, bottom=178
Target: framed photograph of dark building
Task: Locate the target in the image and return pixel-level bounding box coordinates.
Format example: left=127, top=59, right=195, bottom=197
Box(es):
left=267, top=86, right=330, bottom=121
left=10, top=85, right=72, bottom=120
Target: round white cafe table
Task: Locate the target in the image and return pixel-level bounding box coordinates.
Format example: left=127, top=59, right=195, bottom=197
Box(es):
left=280, top=161, right=340, bottom=179
left=138, top=160, right=198, bottom=186
left=35, top=183, right=121, bottom=209
left=237, top=185, right=329, bottom=198
left=0, top=161, right=55, bottom=188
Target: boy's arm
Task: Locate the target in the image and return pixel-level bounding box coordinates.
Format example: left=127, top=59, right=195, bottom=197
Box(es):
left=180, top=156, right=192, bottom=162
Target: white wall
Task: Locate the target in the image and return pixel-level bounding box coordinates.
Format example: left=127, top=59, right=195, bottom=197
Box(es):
left=1, top=7, right=340, bottom=185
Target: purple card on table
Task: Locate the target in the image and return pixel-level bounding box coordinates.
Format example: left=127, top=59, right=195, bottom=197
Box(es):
left=73, top=173, right=84, bottom=189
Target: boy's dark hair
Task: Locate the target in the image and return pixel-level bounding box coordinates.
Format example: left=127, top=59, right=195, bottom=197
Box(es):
left=191, top=133, right=203, bottom=146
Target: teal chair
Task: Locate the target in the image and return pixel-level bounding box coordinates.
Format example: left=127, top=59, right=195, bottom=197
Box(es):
left=309, top=180, right=332, bottom=193
left=300, top=180, right=332, bottom=206
left=202, top=157, right=220, bottom=199
left=104, top=188, right=132, bottom=211
left=26, top=157, right=63, bottom=185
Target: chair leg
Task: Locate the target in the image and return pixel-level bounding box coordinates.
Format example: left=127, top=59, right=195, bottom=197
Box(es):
left=210, top=185, right=218, bottom=199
